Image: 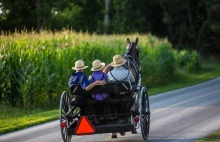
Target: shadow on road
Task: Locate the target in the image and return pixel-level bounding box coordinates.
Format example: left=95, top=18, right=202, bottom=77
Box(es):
left=147, top=139, right=198, bottom=142
left=100, top=138, right=198, bottom=142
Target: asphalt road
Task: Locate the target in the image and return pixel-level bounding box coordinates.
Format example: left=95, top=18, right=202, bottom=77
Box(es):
left=1, top=77, right=220, bottom=142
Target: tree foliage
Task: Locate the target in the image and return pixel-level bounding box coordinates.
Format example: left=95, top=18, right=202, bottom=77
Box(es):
left=160, top=0, right=220, bottom=54
left=0, top=0, right=219, bottom=55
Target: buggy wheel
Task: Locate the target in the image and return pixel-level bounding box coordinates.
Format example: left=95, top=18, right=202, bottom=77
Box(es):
left=60, top=91, right=72, bottom=142
left=140, top=87, right=150, bottom=140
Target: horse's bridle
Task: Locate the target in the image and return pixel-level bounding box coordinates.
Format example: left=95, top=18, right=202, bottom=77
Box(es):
left=123, top=43, right=133, bottom=57
left=123, top=42, right=140, bottom=65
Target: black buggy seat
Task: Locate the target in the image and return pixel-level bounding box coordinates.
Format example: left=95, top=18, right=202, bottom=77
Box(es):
left=67, top=81, right=136, bottom=135
left=70, top=81, right=134, bottom=104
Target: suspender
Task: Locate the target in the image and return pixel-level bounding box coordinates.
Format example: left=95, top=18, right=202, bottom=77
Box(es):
left=91, top=75, right=95, bottom=82
left=74, top=74, right=84, bottom=84
left=109, top=69, right=130, bottom=82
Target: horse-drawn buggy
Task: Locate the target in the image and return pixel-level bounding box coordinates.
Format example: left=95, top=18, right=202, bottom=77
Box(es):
left=59, top=38, right=151, bottom=142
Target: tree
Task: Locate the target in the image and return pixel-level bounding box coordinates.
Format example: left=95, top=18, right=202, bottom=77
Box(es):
left=0, top=0, right=37, bottom=31
left=160, top=0, right=220, bottom=54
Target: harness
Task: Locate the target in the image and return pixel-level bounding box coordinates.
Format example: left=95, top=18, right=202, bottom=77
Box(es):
left=123, top=43, right=132, bottom=57
left=123, top=42, right=140, bottom=67
left=123, top=43, right=139, bottom=58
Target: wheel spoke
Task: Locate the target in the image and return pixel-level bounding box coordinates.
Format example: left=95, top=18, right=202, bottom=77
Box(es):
left=62, top=111, right=66, bottom=116
left=61, top=117, right=66, bottom=121
left=63, top=101, right=68, bottom=112
left=61, top=116, right=65, bottom=120
left=62, top=102, right=67, bottom=112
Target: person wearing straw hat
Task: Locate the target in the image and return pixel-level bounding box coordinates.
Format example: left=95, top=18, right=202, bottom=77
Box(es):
left=107, top=55, right=135, bottom=118
left=107, top=54, right=135, bottom=83
left=89, top=59, right=108, bottom=100
left=107, top=55, right=136, bottom=137
left=68, top=60, right=106, bottom=90
left=88, top=59, right=108, bottom=123
left=68, top=60, right=106, bottom=115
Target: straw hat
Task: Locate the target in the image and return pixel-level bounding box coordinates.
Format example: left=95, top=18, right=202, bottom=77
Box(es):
left=110, top=55, right=126, bottom=67
left=90, top=60, right=105, bottom=71
left=72, top=60, right=88, bottom=70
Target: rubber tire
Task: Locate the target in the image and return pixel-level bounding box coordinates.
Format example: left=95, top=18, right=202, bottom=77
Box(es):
left=140, top=87, right=150, bottom=140
left=60, top=91, right=72, bottom=142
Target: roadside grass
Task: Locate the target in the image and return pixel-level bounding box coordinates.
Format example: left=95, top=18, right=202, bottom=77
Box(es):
left=148, top=60, right=220, bottom=95
left=0, top=105, right=59, bottom=134
left=0, top=60, right=219, bottom=135
left=197, top=130, right=220, bottom=142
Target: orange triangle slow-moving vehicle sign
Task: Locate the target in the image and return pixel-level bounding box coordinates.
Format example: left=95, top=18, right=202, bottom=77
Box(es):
left=75, top=116, right=96, bottom=135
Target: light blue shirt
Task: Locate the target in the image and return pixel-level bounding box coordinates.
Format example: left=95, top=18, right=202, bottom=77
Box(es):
left=107, top=66, right=135, bottom=83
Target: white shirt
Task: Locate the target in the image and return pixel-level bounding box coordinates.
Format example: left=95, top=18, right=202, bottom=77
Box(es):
left=107, top=66, right=135, bottom=83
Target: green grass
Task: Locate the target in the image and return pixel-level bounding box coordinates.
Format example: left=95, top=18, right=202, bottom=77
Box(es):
left=197, top=130, right=220, bottom=142
left=148, top=60, right=220, bottom=95
left=0, top=105, right=59, bottom=134
left=0, top=60, right=219, bottom=135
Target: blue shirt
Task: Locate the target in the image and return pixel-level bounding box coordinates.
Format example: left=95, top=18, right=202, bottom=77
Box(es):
left=68, top=72, right=89, bottom=90
left=89, top=71, right=108, bottom=101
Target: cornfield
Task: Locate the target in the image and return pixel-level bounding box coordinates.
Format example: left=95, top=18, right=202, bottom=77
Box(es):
left=0, top=30, right=201, bottom=108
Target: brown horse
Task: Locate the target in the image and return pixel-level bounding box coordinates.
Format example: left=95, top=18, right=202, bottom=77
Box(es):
left=103, top=38, right=140, bottom=85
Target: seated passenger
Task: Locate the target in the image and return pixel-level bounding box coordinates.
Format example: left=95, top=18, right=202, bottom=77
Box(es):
left=68, top=60, right=106, bottom=116
left=89, top=59, right=108, bottom=100
left=107, top=55, right=135, bottom=84
left=107, top=55, right=135, bottom=123
left=89, top=59, right=108, bottom=123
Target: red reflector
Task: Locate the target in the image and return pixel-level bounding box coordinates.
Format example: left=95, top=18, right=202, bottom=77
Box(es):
left=134, top=116, right=139, bottom=123
left=61, top=122, right=67, bottom=128
left=75, top=116, right=95, bottom=135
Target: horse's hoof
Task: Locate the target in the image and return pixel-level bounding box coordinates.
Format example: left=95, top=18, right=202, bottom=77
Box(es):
left=120, top=132, right=126, bottom=136
left=110, top=133, right=117, bottom=138
left=131, top=129, right=137, bottom=134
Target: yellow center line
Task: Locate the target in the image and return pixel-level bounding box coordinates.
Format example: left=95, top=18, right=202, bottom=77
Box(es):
left=152, top=89, right=220, bottom=114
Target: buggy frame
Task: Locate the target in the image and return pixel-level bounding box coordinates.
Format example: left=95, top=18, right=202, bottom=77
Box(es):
left=59, top=72, right=150, bottom=142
